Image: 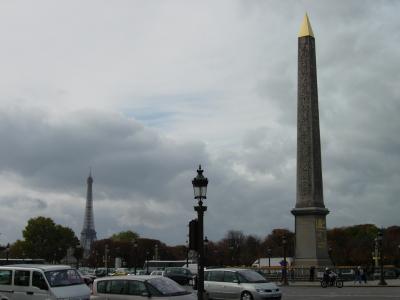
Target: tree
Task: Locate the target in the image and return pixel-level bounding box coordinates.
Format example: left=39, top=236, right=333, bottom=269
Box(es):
left=327, top=224, right=378, bottom=266
left=261, top=228, right=295, bottom=258
left=8, top=240, right=27, bottom=259
left=22, top=216, right=78, bottom=262
left=110, top=230, right=140, bottom=242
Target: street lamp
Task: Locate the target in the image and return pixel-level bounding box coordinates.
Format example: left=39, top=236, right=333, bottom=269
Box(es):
left=146, top=251, right=150, bottom=274
left=75, top=244, right=82, bottom=269
left=328, top=247, right=334, bottom=267
left=377, top=229, right=387, bottom=286
left=204, top=236, right=209, bottom=268
left=192, top=165, right=208, bottom=300
left=133, top=240, right=138, bottom=275
left=267, top=248, right=272, bottom=270
left=104, top=244, right=109, bottom=276
left=5, top=243, right=10, bottom=262
left=155, top=244, right=159, bottom=261
left=186, top=240, right=189, bottom=267
left=229, top=244, right=234, bottom=266
left=282, top=236, right=288, bottom=286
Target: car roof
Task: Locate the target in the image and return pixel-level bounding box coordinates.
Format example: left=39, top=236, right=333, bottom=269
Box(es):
left=95, top=275, right=163, bottom=282
left=205, top=268, right=249, bottom=272
left=0, top=264, right=73, bottom=272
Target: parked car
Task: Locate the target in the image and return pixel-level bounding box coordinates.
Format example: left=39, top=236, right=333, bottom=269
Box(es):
left=373, top=269, right=398, bottom=280
left=0, top=264, right=90, bottom=300
left=78, top=270, right=96, bottom=287
left=150, top=270, right=165, bottom=276
left=337, top=269, right=354, bottom=281
left=164, top=267, right=194, bottom=285
left=135, top=270, right=147, bottom=275
left=112, top=268, right=130, bottom=276
left=91, top=275, right=196, bottom=300
left=204, top=268, right=281, bottom=300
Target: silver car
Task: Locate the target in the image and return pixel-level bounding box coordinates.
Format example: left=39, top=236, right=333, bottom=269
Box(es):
left=91, top=275, right=196, bottom=300
left=204, top=268, right=281, bottom=300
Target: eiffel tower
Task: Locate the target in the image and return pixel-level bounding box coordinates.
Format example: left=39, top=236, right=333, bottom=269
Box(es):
left=80, top=171, right=97, bottom=258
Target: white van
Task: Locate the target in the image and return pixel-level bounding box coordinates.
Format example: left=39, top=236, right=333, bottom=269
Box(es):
left=0, top=264, right=90, bottom=300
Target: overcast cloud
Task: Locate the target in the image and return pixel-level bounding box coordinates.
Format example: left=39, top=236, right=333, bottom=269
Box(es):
left=0, top=0, right=399, bottom=246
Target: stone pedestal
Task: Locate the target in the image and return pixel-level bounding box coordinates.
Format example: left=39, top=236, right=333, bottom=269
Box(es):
left=292, top=207, right=331, bottom=266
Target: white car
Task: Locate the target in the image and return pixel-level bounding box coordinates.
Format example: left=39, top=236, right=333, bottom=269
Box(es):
left=0, top=264, right=90, bottom=300
left=91, top=275, right=196, bottom=300
left=204, top=268, right=281, bottom=300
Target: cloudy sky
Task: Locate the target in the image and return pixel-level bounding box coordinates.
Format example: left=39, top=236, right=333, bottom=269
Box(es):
left=0, top=0, right=399, bottom=246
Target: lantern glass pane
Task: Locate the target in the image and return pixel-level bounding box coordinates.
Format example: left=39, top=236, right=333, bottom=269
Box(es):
left=202, top=186, right=207, bottom=198
left=193, top=186, right=201, bottom=198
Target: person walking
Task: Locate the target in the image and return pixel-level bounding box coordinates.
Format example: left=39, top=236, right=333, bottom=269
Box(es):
left=309, top=266, right=315, bottom=282
left=354, top=266, right=362, bottom=285
left=360, top=267, right=367, bottom=284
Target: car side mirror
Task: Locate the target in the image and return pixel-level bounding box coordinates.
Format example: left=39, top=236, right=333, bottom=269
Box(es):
left=142, top=291, right=150, bottom=297
left=233, top=279, right=240, bottom=284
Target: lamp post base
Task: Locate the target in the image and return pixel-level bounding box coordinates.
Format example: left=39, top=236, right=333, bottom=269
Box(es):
left=378, top=279, right=388, bottom=286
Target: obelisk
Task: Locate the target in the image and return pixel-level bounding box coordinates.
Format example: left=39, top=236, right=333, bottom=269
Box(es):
left=291, top=14, right=331, bottom=267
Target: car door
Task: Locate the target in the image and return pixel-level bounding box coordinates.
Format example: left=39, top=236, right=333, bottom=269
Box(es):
left=30, top=271, right=51, bottom=300
left=221, top=271, right=241, bottom=299
left=0, top=269, right=14, bottom=300
left=126, top=280, right=149, bottom=300
left=12, top=270, right=31, bottom=300
left=106, top=279, right=129, bottom=300
left=204, top=271, right=224, bottom=299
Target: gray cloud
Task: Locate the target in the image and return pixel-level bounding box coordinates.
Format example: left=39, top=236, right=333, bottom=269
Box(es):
left=0, top=1, right=399, bottom=245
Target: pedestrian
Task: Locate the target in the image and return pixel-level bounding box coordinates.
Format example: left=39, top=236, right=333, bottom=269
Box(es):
left=354, top=266, right=362, bottom=284
left=309, top=266, right=315, bottom=282
left=360, top=267, right=367, bottom=284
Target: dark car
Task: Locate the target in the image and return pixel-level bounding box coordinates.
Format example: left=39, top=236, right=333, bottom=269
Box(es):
left=164, top=267, right=194, bottom=285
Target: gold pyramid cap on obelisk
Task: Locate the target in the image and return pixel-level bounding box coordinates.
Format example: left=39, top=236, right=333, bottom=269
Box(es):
left=298, top=13, right=314, bottom=38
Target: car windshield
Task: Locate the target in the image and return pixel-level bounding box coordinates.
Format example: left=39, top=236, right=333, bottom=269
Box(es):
left=45, top=269, right=83, bottom=287
left=147, top=277, right=190, bottom=296
left=238, top=270, right=267, bottom=283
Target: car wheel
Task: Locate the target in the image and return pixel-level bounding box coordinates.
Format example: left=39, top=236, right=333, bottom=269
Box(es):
left=241, top=291, right=253, bottom=300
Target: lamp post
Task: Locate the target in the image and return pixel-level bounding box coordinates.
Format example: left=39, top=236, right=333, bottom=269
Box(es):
left=133, top=240, right=138, bottom=275
left=146, top=251, right=150, bottom=274
left=204, top=236, right=209, bottom=268
left=377, top=229, right=387, bottom=286
left=92, top=250, right=97, bottom=269
left=267, top=248, right=272, bottom=271
left=398, top=245, right=400, bottom=267
left=192, top=165, right=208, bottom=300
left=155, top=244, right=159, bottom=261
left=373, top=238, right=379, bottom=268
left=229, top=244, right=234, bottom=266
left=282, top=235, right=288, bottom=286
left=328, top=247, right=334, bottom=267
left=104, top=244, right=109, bottom=276
left=186, top=240, right=189, bottom=267
left=5, top=243, right=10, bottom=262
left=74, top=243, right=83, bottom=269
